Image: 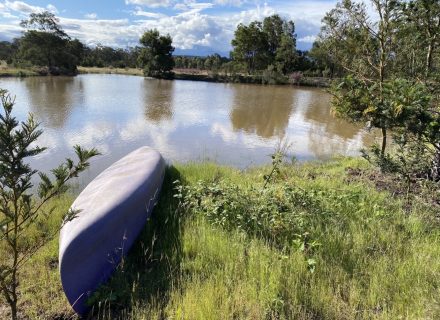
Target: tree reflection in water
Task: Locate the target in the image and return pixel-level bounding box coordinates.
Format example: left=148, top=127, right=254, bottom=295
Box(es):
left=24, top=76, right=82, bottom=128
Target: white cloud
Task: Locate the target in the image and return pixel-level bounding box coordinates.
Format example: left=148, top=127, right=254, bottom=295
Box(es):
left=0, top=23, right=22, bottom=39
left=125, top=0, right=173, bottom=8
left=84, top=13, right=98, bottom=19
left=173, top=3, right=186, bottom=10
left=46, top=4, right=58, bottom=14
left=214, top=0, right=247, bottom=6
left=298, top=35, right=316, bottom=43
left=4, top=0, right=45, bottom=14
left=0, top=11, right=17, bottom=19
left=0, top=0, right=335, bottom=52
left=173, top=2, right=213, bottom=13
left=221, top=3, right=276, bottom=26
left=59, top=17, right=134, bottom=47
left=132, top=7, right=166, bottom=19
left=276, top=1, right=337, bottom=25
left=65, top=122, right=113, bottom=154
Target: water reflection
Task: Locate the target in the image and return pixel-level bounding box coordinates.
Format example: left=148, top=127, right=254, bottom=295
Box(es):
left=143, top=80, right=174, bottom=123
left=23, top=77, right=82, bottom=128
left=302, top=90, right=359, bottom=141
left=0, top=74, right=374, bottom=187
left=230, top=85, right=293, bottom=138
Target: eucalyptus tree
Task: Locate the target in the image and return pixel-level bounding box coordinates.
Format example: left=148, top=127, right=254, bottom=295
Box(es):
left=138, top=29, right=175, bottom=78
left=18, top=11, right=83, bottom=74
left=231, top=15, right=297, bottom=75
left=0, top=41, right=18, bottom=63
left=402, top=0, right=440, bottom=79
left=231, top=21, right=269, bottom=74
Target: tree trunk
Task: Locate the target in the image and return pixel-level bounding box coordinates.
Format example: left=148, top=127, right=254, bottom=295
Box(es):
left=11, top=299, right=18, bottom=320
left=431, top=146, right=440, bottom=181
left=10, top=268, right=18, bottom=320
left=381, top=127, right=387, bottom=156
left=10, top=198, right=19, bottom=320
left=1, top=282, right=16, bottom=320
left=425, top=41, right=434, bottom=79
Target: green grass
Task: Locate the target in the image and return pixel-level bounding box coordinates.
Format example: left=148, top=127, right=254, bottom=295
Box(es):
left=0, top=67, right=39, bottom=77
left=0, top=60, right=37, bottom=77
left=1, top=158, right=439, bottom=319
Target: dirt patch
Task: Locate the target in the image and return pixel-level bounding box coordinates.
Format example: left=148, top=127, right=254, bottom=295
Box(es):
left=345, top=167, right=440, bottom=210
left=0, top=304, right=9, bottom=319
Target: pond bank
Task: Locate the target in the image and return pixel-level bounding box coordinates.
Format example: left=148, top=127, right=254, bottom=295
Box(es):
left=1, top=65, right=332, bottom=87
left=78, top=66, right=332, bottom=87
left=2, top=157, right=439, bottom=319
left=0, top=67, right=39, bottom=77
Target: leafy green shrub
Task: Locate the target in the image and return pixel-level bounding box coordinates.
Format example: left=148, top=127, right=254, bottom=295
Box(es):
left=176, top=180, right=324, bottom=247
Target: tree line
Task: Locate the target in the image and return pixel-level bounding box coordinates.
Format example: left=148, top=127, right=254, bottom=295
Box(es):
left=1, top=11, right=323, bottom=79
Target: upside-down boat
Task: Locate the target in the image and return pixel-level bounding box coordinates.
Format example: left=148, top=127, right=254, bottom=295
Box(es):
left=59, top=146, right=165, bottom=315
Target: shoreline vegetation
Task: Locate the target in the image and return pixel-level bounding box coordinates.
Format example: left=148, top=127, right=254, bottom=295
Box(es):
left=0, top=61, right=39, bottom=77
left=0, top=158, right=439, bottom=319
left=79, top=66, right=332, bottom=87
left=0, top=64, right=333, bottom=88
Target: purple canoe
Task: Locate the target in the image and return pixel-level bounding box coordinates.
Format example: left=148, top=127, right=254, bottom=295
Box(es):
left=59, top=147, right=165, bottom=315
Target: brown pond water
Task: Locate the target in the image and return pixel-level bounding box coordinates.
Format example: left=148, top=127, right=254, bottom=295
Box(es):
left=0, top=74, right=373, bottom=187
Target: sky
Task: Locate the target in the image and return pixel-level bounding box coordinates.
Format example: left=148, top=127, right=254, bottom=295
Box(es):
left=0, top=0, right=338, bottom=56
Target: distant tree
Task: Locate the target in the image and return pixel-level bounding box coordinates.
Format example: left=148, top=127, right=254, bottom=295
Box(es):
left=308, top=40, right=340, bottom=77
left=0, top=89, right=100, bottom=320
left=295, top=50, right=319, bottom=73
left=17, top=11, right=83, bottom=74
left=231, top=15, right=297, bottom=75
left=263, top=15, right=297, bottom=74
left=196, top=57, right=204, bottom=70
left=400, top=0, right=440, bottom=79
left=138, top=29, right=174, bottom=78
left=66, top=39, right=85, bottom=68
left=263, top=15, right=285, bottom=56
left=20, top=11, right=67, bottom=37
left=0, top=41, right=18, bottom=64
left=275, top=33, right=297, bottom=74
left=204, top=54, right=223, bottom=72
left=231, top=21, right=269, bottom=74
left=81, top=45, right=140, bottom=68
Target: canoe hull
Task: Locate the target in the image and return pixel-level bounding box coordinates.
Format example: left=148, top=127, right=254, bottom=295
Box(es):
left=59, top=147, right=165, bottom=315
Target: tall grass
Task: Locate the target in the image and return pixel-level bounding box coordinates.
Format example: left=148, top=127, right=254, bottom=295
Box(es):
left=77, top=66, right=143, bottom=76
left=1, top=158, right=439, bottom=319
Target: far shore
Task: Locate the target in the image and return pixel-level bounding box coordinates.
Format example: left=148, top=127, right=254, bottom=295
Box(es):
left=0, top=65, right=332, bottom=88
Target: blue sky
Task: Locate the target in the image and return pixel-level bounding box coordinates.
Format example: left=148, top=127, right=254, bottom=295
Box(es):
left=0, top=0, right=338, bottom=56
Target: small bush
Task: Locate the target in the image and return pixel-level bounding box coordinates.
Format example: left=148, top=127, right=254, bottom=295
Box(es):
left=261, top=65, right=288, bottom=85
left=177, top=180, right=326, bottom=248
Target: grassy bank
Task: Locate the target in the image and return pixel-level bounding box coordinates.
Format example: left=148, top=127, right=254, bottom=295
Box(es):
left=1, top=158, right=439, bottom=319
left=77, top=66, right=144, bottom=76
left=77, top=66, right=331, bottom=87
left=0, top=61, right=39, bottom=77
left=1, top=62, right=331, bottom=87
left=174, top=70, right=332, bottom=87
